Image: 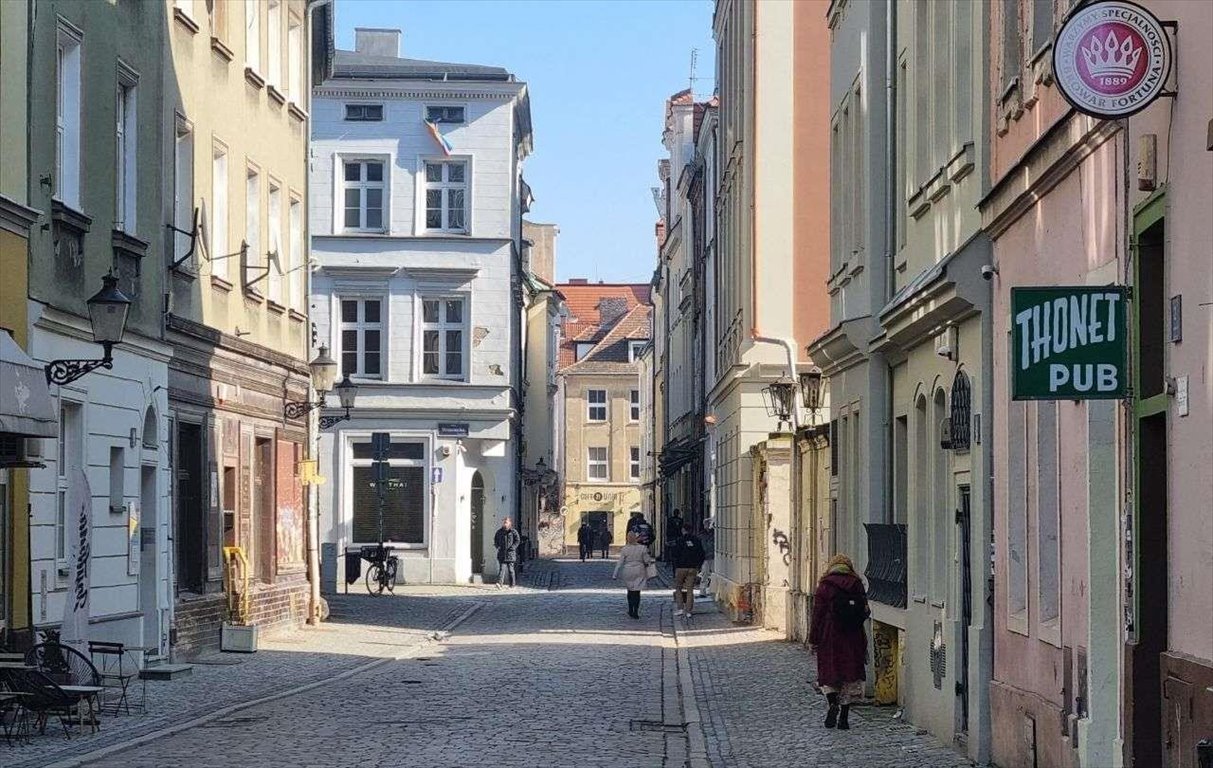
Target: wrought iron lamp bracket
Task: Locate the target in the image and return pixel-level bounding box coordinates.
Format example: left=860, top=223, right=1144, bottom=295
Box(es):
left=319, top=411, right=351, bottom=429
left=45, top=349, right=115, bottom=386
left=284, top=398, right=324, bottom=420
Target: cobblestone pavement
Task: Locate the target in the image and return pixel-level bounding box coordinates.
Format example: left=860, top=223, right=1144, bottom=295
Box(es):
left=12, top=559, right=976, bottom=767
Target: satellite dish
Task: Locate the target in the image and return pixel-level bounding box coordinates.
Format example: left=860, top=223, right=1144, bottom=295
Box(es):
left=198, top=200, right=210, bottom=257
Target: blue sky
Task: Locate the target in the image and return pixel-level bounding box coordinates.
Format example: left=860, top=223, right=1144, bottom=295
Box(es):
left=334, top=0, right=716, bottom=284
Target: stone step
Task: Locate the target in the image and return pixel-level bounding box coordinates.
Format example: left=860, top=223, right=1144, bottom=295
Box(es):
left=140, top=663, right=194, bottom=681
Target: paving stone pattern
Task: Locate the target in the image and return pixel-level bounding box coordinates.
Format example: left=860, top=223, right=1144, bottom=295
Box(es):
left=11, top=559, right=977, bottom=767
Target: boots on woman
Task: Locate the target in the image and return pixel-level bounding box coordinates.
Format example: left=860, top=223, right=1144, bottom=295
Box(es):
left=837, top=704, right=851, bottom=730
left=824, top=692, right=840, bottom=728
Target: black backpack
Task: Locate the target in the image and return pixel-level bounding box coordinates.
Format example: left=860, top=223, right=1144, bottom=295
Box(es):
left=833, top=590, right=869, bottom=629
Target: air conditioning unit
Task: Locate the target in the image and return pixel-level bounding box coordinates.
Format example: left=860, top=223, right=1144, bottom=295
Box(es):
left=0, top=435, right=46, bottom=469
left=934, top=326, right=958, bottom=361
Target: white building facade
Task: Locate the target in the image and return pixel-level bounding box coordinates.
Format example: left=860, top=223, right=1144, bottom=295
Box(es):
left=311, top=29, right=532, bottom=586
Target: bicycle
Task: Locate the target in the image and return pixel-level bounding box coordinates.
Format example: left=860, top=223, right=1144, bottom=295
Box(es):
left=362, top=544, right=400, bottom=595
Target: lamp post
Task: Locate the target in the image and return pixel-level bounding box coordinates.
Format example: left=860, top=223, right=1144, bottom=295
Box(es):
left=798, top=367, right=823, bottom=418
left=284, top=345, right=339, bottom=420
left=45, top=272, right=132, bottom=386
left=761, top=377, right=797, bottom=431
left=319, top=374, right=357, bottom=429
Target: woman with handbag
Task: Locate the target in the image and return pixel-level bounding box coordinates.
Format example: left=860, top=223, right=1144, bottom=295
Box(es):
left=612, top=531, right=655, bottom=619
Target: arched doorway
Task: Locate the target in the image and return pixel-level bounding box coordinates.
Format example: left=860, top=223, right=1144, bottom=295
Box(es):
left=470, top=472, right=485, bottom=575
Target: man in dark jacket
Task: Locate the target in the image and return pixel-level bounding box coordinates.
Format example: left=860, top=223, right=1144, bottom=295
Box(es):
left=494, top=518, right=521, bottom=588
left=576, top=522, right=593, bottom=562
left=670, top=524, right=707, bottom=617
left=627, top=512, right=655, bottom=550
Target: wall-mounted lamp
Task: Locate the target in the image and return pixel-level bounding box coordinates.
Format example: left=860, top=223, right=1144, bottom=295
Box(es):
left=45, top=272, right=132, bottom=386
left=798, top=367, right=823, bottom=415
left=761, top=377, right=797, bottom=430
left=285, top=345, right=351, bottom=424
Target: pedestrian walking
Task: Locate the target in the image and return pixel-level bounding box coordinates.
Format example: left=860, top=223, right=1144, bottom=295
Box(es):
left=577, top=521, right=593, bottom=562
left=493, top=517, right=521, bottom=589
left=665, top=509, right=684, bottom=562
left=808, top=553, right=870, bottom=730
left=698, top=520, right=715, bottom=598
left=627, top=511, right=655, bottom=550
left=596, top=526, right=613, bottom=558
left=670, top=523, right=706, bottom=617
left=612, top=531, right=654, bottom=619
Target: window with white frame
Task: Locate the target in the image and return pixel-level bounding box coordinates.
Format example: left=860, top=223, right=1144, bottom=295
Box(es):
left=350, top=437, right=426, bottom=544
left=425, top=105, right=465, bottom=124
left=423, top=161, right=467, bottom=232
left=587, top=389, right=607, bottom=422
left=115, top=72, right=138, bottom=232
left=287, top=15, right=302, bottom=100
left=211, top=143, right=229, bottom=278
left=420, top=298, right=467, bottom=381
left=344, top=104, right=383, bottom=121
left=173, top=118, right=193, bottom=264
left=56, top=23, right=82, bottom=209
left=266, top=0, right=281, bottom=86
left=630, top=389, right=640, bottom=421
left=267, top=181, right=282, bottom=302
left=57, top=401, right=83, bottom=568
left=339, top=298, right=383, bottom=378
left=630, top=447, right=640, bottom=480
left=342, top=159, right=385, bottom=232
left=628, top=340, right=647, bottom=362
left=575, top=342, right=595, bottom=361
left=587, top=447, right=608, bottom=482
left=244, top=0, right=259, bottom=71
left=245, top=166, right=260, bottom=282
left=288, top=197, right=302, bottom=307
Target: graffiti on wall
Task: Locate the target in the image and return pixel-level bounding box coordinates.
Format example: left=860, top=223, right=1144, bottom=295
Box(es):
left=276, top=503, right=305, bottom=567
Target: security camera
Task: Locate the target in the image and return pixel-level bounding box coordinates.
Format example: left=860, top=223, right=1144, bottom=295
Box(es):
left=980, top=264, right=998, bottom=281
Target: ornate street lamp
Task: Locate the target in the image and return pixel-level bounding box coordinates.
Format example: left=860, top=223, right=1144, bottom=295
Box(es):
left=798, top=367, right=824, bottom=415
left=761, top=377, right=797, bottom=430
left=284, top=345, right=340, bottom=420
left=319, top=374, right=358, bottom=429
left=45, top=272, right=132, bottom=386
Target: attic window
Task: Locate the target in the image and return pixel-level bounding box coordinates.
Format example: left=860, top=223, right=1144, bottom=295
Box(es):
left=345, top=104, right=384, bottom=121
left=575, top=342, right=595, bottom=361
left=425, top=106, right=465, bottom=124
left=628, top=340, right=648, bottom=362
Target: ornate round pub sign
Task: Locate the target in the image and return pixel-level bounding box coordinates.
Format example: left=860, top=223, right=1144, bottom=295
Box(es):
left=1053, top=0, right=1171, bottom=119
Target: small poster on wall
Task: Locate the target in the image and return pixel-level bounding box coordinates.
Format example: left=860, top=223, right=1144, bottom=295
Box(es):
left=127, top=500, right=140, bottom=577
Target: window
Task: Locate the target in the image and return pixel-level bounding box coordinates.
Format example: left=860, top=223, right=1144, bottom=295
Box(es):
left=630, top=389, right=640, bottom=422
left=1036, top=400, right=1060, bottom=625
left=630, top=447, right=641, bottom=480
left=1002, top=0, right=1021, bottom=90
left=350, top=437, right=426, bottom=544
left=287, top=15, right=302, bottom=100
left=211, top=144, right=229, bottom=278
left=116, top=74, right=138, bottom=232
left=587, top=389, right=607, bottom=422
left=245, top=167, right=261, bottom=283
left=344, top=104, right=383, bottom=121
left=339, top=298, right=383, bottom=378
left=1031, top=0, right=1053, bottom=55
left=173, top=119, right=193, bottom=264
left=1007, top=399, right=1028, bottom=619
left=266, top=0, right=281, bottom=86
left=628, top=340, right=647, bottom=362
left=423, top=161, right=467, bottom=232
left=208, top=0, right=227, bottom=41
left=267, top=182, right=282, bottom=302
left=109, top=447, right=125, bottom=514
left=421, top=298, right=466, bottom=380
left=57, top=401, right=83, bottom=567
left=288, top=197, right=302, bottom=307
left=587, top=447, right=608, bottom=482
left=932, top=389, right=949, bottom=602
left=244, top=0, right=259, bottom=71
left=575, top=342, right=595, bottom=361
left=425, top=106, right=465, bottom=124
left=56, top=23, right=82, bottom=209
left=342, top=159, right=385, bottom=232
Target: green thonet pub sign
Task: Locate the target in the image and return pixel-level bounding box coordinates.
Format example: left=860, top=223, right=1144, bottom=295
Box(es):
left=1011, top=286, right=1129, bottom=400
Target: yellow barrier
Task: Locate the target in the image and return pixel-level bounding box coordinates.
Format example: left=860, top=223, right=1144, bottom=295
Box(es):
left=223, top=546, right=251, bottom=625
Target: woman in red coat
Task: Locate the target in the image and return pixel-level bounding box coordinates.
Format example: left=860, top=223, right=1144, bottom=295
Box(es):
left=808, top=553, right=869, bottom=730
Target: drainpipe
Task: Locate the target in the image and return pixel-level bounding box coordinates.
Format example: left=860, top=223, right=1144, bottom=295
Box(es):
left=883, top=0, right=898, bottom=526
left=304, top=0, right=333, bottom=626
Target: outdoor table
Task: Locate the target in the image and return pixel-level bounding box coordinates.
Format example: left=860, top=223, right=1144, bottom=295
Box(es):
left=55, top=684, right=104, bottom=734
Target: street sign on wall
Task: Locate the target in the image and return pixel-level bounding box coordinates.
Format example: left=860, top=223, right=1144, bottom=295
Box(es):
left=1011, top=286, right=1129, bottom=400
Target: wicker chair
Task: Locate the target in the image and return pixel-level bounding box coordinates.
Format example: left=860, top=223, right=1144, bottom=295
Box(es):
left=1, top=668, right=79, bottom=738
left=24, top=643, right=104, bottom=734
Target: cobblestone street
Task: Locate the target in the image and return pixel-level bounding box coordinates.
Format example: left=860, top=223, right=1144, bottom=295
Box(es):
left=14, top=560, right=975, bottom=768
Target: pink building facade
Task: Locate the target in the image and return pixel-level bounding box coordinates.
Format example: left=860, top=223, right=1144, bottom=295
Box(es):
left=983, top=2, right=1212, bottom=768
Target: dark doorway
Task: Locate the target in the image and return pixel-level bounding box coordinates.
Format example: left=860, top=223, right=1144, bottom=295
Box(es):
left=956, top=484, right=972, bottom=735
left=175, top=422, right=206, bottom=593
left=253, top=438, right=274, bottom=583
left=470, top=472, right=485, bottom=575
left=583, top=511, right=610, bottom=547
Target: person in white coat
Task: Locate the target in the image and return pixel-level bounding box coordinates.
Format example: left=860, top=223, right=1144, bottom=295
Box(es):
left=612, top=531, right=654, bottom=619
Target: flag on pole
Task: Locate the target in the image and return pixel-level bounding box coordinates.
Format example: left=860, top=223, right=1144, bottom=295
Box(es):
left=61, top=468, right=92, bottom=650
left=424, top=119, right=454, bottom=157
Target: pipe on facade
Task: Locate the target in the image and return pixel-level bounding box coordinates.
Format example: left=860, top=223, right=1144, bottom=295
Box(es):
left=883, top=0, right=898, bottom=526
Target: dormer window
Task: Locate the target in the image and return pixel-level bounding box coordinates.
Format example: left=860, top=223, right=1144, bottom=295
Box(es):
left=345, top=104, right=384, bottom=122
left=575, top=342, right=595, bottom=361
left=628, top=340, right=648, bottom=362
left=425, top=106, right=465, bottom=124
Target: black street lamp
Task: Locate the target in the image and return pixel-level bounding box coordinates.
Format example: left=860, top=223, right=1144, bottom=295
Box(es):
left=45, top=272, right=132, bottom=386
left=798, top=367, right=823, bottom=415
left=319, top=374, right=358, bottom=429
left=284, top=345, right=340, bottom=420
left=761, top=377, right=797, bottom=429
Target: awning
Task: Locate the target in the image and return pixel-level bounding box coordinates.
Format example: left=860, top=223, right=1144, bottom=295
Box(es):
left=0, top=330, right=57, bottom=437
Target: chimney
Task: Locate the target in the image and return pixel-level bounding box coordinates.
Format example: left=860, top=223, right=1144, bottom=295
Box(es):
left=568, top=278, right=588, bottom=285
left=354, top=28, right=402, bottom=58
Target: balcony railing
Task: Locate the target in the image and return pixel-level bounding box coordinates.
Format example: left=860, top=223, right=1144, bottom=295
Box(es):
left=863, top=523, right=907, bottom=608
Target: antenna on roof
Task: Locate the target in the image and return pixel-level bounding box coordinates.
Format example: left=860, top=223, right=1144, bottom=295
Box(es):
left=689, top=48, right=698, bottom=97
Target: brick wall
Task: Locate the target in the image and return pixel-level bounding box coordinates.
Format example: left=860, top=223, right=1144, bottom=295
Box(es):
left=173, top=577, right=310, bottom=659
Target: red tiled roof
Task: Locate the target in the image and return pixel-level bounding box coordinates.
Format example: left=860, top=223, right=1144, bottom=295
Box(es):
left=562, top=304, right=653, bottom=375
left=556, top=282, right=652, bottom=370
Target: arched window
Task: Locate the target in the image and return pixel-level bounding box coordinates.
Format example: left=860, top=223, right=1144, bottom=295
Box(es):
left=950, top=370, right=972, bottom=452
left=142, top=406, right=158, bottom=450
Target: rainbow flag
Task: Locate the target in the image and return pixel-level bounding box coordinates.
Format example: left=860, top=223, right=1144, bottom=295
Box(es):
left=424, top=119, right=454, bottom=157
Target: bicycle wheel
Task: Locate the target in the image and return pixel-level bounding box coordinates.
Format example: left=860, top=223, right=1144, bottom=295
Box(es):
left=384, top=558, right=399, bottom=593
left=365, top=563, right=385, bottom=595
